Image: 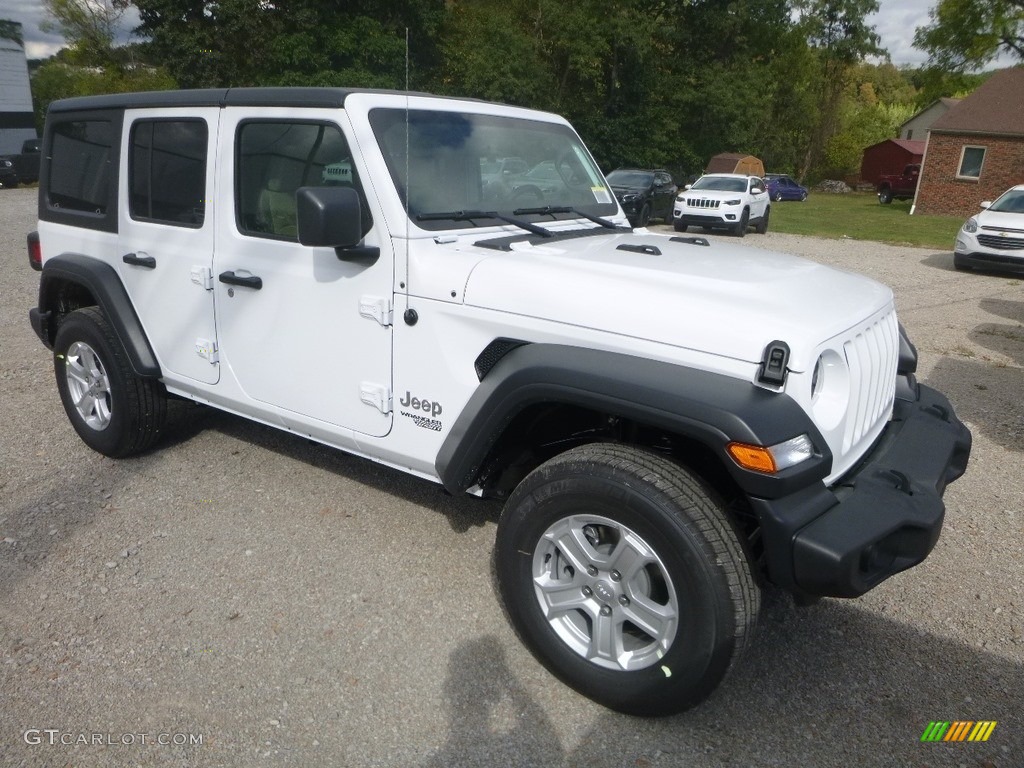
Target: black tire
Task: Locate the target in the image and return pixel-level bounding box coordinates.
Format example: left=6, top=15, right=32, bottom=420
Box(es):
left=732, top=209, right=749, bottom=237
left=673, top=219, right=688, bottom=233
left=878, top=188, right=893, bottom=205
left=953, top=253, right=971, bottom=271
left=755, top=206, right=770, bottom=234
left=637, top=202, right=652, bottom=227
left=495, top=443, right=759, bottom=716
left=54, top=307, right=168, bottom=457
left=800, top=191, right=808, bottom=202
left=773, top=191, right=783, bottom=202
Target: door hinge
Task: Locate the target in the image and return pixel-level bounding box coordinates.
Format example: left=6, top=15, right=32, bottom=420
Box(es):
left=195, top=338, right=219, bottom=364
left=359, top=296, right=393, bottom=327
left=191, top=266, right=214, bottom=291
left=360, top=383, right=392, bottom=414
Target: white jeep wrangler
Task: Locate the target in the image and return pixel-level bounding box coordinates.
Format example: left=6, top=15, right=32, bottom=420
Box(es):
left=28, top=88, right=970, bottom=716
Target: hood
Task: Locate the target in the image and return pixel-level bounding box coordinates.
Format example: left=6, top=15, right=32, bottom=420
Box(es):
left=610, top=183, right=649, bottom=193
left=976, top=208, right=1024, bottom=231
left=683, top=187, right=745, bottom=199
left=461, top=230, right=892, bottom=371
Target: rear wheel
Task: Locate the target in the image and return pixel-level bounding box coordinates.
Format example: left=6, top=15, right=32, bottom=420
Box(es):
left=495, top=444, right=759, bottom=716
left=54, top=307, right=168, bottom=457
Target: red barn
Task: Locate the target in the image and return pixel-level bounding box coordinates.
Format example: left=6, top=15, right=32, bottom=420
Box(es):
left=859, top=139, right=925, bottom=186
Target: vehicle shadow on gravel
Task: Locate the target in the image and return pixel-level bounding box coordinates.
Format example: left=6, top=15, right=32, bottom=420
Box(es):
left=925, top=356, right=1024, bottom=455
left=425, top=594, right=1021, bottom=768
left=919, top=252, right=957, bottom=271
left=194, top=407, right=501, bottom=533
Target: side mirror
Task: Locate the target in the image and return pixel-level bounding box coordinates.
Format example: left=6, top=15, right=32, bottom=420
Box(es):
left=979, top=201, right=992, bottom=209
left=296, top=186, right=363, bottom=248
left=684, top=184, right=692, bottom=190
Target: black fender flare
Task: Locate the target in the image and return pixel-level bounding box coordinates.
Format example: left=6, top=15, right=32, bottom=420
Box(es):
left=34, top=253, right=161, bottom=378
left=436, top=344, right=831, bottom=499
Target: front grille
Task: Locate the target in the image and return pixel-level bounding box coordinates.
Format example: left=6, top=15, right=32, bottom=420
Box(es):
left=841, top=310, right=899, bottom=454
left=686, top=198, right=720, bottom=209
left=977, top=233, right=1024, bottom=250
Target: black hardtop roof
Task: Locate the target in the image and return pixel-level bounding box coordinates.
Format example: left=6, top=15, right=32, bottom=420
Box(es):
left=47, top=86, right=440, bottom=114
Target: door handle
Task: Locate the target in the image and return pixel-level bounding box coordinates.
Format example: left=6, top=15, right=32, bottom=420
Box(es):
left=122, top=253, right=156, bottom=269
left=218, top=271, right=263, bottom=290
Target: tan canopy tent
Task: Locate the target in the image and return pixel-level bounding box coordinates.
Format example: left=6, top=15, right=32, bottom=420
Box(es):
left=705, top=153, right=764, bottom=176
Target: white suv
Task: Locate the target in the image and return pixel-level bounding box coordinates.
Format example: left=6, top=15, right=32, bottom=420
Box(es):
left=954, top=184, right=1024, bottom=273
left=673, top=173, right=770, bottom=236
left=27, top=88, right=970, bottom=716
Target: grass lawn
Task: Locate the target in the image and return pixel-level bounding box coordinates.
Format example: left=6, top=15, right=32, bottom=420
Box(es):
left=769, top=191, right=965, bottom=250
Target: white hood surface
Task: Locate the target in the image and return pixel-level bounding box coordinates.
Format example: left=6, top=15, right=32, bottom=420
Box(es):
left=457, top=230, right=893, bottom=371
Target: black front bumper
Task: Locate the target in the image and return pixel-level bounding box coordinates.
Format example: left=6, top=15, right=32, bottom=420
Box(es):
left=750, top=378, right=971, bottom=598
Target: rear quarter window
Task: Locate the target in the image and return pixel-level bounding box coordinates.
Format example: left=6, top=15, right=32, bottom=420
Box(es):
left=41, top=110, right=123, bottom=233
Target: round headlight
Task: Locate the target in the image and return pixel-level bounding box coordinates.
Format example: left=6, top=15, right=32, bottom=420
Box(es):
left=810, top=350, right=849, bottom=431
left=962, top=217, right=978, bottom=234
left=811, top=355, right=824, bottom=398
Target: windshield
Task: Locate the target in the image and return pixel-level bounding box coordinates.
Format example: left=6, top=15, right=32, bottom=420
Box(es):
left=369, top=109, right=616, bottom=230
left=690, top=176, right=746, bottom=192
left=989, top=189, right=1024, bottom=214
left=606, top=170, right=654, bottom=187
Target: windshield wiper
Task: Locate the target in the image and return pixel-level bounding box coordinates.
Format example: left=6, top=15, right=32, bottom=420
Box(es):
left=512, top=205, right=625, bottom=230
left=416, top=210, right=553, bottom=238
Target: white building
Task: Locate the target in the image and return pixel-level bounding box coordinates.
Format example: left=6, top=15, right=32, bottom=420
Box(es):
left=1, top=21, right=37, bottom=155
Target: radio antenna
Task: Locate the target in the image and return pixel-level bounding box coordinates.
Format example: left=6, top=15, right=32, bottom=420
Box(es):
left=403, top=27, right=411, bottom=309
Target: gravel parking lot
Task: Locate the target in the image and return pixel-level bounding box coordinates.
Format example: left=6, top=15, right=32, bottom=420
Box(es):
left=1, top=185, right=1021, bottom=767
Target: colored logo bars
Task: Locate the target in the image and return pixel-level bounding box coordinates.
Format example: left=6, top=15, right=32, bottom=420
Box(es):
left=921, top=721, right=997, bottom=742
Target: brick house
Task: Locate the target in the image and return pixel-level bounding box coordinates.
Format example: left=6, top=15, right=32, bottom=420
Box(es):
left=913, top=68, right=1024, bottom=217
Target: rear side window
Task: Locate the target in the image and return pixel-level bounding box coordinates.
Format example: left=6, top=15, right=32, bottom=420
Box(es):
left=236, top=120, right=372, bottom=241
left=129, top=119, right=208, bottom=227
left=48, top=120, right=114, bottom=215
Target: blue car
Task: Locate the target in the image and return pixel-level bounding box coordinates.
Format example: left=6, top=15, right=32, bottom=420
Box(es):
left=764, top=173, right=808, bottom=202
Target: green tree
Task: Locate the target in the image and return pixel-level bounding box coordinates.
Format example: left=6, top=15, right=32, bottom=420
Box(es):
left=914, top=0, right=1024, bottom=70
left=127, top=0, right=445, bottom=89
left=32, top=0, right=177, bottom=130
left=792, top=0, right=883, bottom=179
left=1, top=18, right=24, bottom=46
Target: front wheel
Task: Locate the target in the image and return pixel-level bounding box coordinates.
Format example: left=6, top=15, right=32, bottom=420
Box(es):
left=732, top=209, right=749, bottom=238
left=637, top=202, right=652, bottom=227
left=755, top=206, right=770, bottom=234
left=54, top=307, right=168, bottom=457
left=878, top=188, right=893, bottom=204
left=673, top=219, right=688, bottom=233
left=495, top=444, right=759, bottom=716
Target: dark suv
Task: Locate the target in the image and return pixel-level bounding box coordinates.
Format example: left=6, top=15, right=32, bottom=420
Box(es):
left=605, top=168, right=677, bottom=226
left=16, top=138, right=40, bottom=184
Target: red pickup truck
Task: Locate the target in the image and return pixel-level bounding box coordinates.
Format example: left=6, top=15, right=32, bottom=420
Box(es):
left=877, top=164, right=920, bottom=204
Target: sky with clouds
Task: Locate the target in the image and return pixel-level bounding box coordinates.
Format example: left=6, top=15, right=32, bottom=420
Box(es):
left=0, top=0, right=947, bottom=67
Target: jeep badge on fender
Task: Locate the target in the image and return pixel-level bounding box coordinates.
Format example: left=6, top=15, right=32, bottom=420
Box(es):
left=27, top=88, right=971, bottom=716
